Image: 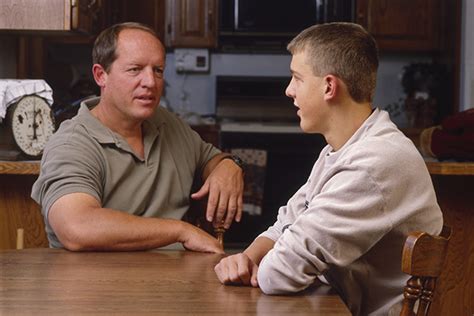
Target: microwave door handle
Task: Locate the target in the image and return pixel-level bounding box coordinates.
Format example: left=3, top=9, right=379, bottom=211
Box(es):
left=234, top=0, right=239, bottom=30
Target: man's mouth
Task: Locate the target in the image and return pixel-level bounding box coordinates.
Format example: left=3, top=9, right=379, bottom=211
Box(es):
left=136, top=95, right=156, bottom=102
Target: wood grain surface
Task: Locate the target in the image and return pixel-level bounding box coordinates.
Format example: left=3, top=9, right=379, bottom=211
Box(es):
left=0, top=174, right=48, bottom=249
left=0, top=161, right=40, bottom=175
left=0, top=0, right=70, bottom=30
left=426, top=161, right=474, bottom=175
left=0, top=249, right=351, bottom=315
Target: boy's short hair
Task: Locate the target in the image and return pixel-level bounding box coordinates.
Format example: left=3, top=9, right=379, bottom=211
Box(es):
left=287, top=22, right=379, bottom=103
left=92, top=22, right=160, bottom=72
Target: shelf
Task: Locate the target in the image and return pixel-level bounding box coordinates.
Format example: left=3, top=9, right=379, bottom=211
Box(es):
left=426, top=161, right=474, bottom=176
left=0, top=161, right=40, bottom=175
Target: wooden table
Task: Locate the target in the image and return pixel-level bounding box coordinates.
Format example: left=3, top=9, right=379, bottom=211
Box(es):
left=0, top=249, right=351, bottom=315
left=425, top=161, right=474, bottom=316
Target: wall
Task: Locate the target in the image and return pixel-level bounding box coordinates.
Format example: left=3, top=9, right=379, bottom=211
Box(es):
left=163, top=51, right=431, bottom=128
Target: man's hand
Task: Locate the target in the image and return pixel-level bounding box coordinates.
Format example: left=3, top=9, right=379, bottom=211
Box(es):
left=191, top=157, right=244, bottom=229
left=214, top=253, right=259, bottom=287
left=178, top=222, right=225, bottom=254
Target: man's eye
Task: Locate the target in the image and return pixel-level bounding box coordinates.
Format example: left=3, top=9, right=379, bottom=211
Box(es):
left=154, top=68, right=164, bottom=76
left=128, top=67, right=140, bottom=73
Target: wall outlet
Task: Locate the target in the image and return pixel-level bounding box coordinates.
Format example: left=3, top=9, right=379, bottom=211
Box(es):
left=174, top=48, right=209, bottom=73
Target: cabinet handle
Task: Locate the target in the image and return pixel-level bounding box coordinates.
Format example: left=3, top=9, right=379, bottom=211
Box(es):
left=208, top=10, right=214, bottom=32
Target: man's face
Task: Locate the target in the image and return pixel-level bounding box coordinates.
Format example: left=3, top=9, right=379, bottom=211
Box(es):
left=99, top=29, right=165, bottom=122
left=285, top=51, right=328, bottom=134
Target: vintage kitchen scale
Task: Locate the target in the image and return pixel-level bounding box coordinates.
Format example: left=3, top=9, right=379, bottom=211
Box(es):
left=0, top=80, right=56, bottom=160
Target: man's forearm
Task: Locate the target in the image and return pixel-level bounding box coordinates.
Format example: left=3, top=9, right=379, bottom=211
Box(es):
left=243, top=236, right=275, bottom=265
left=48, top=192, right=203, bottom=251
left=53, top=206, right=186, bottom=251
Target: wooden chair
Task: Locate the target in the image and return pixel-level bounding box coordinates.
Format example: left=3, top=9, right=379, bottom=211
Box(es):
left=400, top=225, right=452, bottom=316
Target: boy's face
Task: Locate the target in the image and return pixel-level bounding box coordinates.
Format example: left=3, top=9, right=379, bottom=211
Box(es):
left=286, top=51, right=329, bottom=134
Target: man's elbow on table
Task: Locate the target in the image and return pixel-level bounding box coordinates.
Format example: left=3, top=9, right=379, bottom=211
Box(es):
left=50, top=218, right=98, bottom=251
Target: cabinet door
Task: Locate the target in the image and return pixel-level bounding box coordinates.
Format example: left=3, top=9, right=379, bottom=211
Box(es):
left=111, top=0, right=165, bottom=42
left=356, top=0, right=442, bottom=51
left=165, top=0, right=218, bottom=48
left=0, top=0, right=104, bottom=33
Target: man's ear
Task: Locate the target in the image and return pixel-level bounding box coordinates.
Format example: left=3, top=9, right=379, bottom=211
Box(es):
left=92, top=64, right=107, bottom=88
left=323, top=75, right=338, bottom=101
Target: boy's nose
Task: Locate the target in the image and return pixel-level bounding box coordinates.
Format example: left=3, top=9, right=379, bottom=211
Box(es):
left=285, top=79, right=295, bottom=98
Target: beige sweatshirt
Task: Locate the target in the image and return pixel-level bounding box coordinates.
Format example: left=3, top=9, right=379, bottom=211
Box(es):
left=257, top=108, right=443, bottom=316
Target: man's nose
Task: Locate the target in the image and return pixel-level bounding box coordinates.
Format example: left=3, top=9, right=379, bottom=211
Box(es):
left=141, top=68, right=156, bottom=87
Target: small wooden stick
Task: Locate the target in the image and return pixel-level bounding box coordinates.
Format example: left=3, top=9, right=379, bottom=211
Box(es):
left=214, top=226, right=225, bottom=247
left=16, top=228, right=24, bottom=250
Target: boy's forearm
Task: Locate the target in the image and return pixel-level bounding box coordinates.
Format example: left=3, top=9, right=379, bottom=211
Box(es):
left=243, top=236, right=275, bottom=265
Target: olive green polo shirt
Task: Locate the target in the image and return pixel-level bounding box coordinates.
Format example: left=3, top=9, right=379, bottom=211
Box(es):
left=31, top=97, right=220, bottom=248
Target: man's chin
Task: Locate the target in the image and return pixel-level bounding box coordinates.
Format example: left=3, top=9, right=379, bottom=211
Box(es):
left=132, top=106, right=157, bottom=120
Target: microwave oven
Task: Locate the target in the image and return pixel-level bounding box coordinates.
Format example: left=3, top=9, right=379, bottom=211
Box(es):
left=219, top=0, right=355, bottom=36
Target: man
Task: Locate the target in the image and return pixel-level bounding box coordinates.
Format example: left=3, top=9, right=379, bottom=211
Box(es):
left=32, top=22, right=244, bottom=253
left=214, top=22, right=443, bottom=316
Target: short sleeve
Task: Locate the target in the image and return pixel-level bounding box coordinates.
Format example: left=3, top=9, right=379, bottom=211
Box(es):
left=31, top=125, right=104, bottom=220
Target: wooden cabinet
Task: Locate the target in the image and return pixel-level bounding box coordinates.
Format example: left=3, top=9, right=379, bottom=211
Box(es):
left=165, top=0, right=218, bottom=48
left=0, top=0, right=105, bottom=34
left=110, top=0, right=166, bottom=42
left=0, top=161, right=48, bottom=249
left=425, top=162, right=474, bottom=316
left=356, top=0, right=443, bottom=51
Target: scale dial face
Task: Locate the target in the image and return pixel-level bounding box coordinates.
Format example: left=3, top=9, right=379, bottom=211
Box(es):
left=10, top=95, right=56, bottom=157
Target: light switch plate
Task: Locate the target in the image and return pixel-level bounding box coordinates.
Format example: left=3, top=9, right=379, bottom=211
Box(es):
left=174, top=48, right=209, bottom=73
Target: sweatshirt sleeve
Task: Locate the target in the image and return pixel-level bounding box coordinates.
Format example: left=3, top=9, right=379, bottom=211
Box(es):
left=257, top=180, right=311, bottom=242
left=257, top=166, right=389, bottom=295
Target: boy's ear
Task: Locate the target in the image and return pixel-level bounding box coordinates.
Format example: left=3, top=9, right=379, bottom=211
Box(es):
left=92, top=64, right=107, bottom=88
left=323, top=75, right=338, bottom=101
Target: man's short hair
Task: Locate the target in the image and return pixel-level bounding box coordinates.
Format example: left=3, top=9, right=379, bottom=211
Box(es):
left=92, top=22, right=159, bottom=72
left=287, top=22, right=379, bottom=103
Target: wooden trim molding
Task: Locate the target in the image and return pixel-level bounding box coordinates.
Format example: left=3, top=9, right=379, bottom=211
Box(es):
left=0, top=161, right=40, bottom=175
left=426, top=161, right=474, bottom=176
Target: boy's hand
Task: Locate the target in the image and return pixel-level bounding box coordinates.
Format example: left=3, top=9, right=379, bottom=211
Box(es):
left=214, top=253, right=259, bottom=287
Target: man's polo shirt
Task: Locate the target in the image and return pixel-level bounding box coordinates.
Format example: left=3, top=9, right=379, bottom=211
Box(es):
left=32, top=97, right=220, bottom=248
